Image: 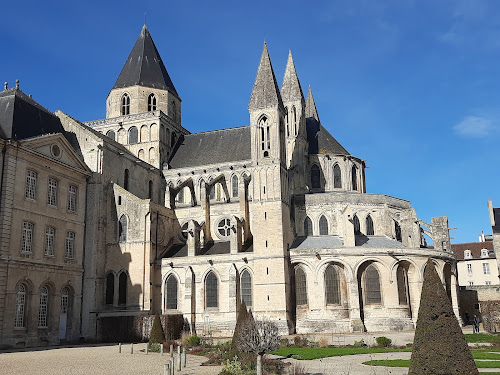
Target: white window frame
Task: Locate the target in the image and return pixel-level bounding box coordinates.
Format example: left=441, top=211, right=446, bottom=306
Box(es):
left=483, top=262, right=490, bottom=275
left=48, top=178, right=58, bottom=206
left=25, top=170, right=37, bottom=200
left=481, top=249, right=489, bottom=258
left=486, top=281, right=492, bottom=285
left=467, top=263, right=472, bottom=274
left=45, top=227, right=55, bottom=257
left=464, top=250, right=472, bottom=259
left=68, top=185, right=77, bottom=213
left=21, top=222, right=34, bottom=254
left=65, top=231, right=75, bottom=259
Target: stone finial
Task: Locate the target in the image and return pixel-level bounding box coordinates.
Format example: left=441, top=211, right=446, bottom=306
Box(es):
left=15, top=79, right=19, bottom=89
left=4, top=82, right=7, bottom=90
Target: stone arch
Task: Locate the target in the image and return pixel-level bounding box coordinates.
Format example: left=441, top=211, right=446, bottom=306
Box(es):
left=203, top=269, right=220, bottom=309
left=138, top=149, right=145, bottom=160
left=140, top=125, right=149, bottom=142
left=316, top=258, right=354, bottom=283
left=303, top=216, right=313, bottom=236
left=150, top=123, right=158, bottom=141
left=117, top=128, right=126, bottom=144
left=163, top=271, right=180, bottom=311
left=128, top=126, right=138, bottom=144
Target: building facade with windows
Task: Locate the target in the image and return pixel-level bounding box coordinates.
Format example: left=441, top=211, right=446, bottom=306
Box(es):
left=1, top=25, right=461, bottom=345
left=451, top=241, right=498, bottom=287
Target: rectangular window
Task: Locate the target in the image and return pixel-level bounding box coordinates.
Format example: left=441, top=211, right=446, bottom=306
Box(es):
left=486, top=281, right=492, bottom=285
left=483, top=263, right=490, bottom=275
left=467, top=264, right=472, bottom=274
left=45, top=227, right=55, bottom=257
left=469, top=281, right=474, bottom=286
left=48, top=178, right=58, bottom=206
left=21, top=222, right=34, bottom=253
left=25, top=170, right=37, bottom=200
left=68, top=185, right=77, bottom=212
left=65, top=231, right=75, bottom=259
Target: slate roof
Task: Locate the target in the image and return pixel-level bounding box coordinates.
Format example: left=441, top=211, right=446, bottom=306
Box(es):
left=290, top=235, right=402, bottom=249
left=112, top=25, right=179, bottom=98
left=451, top=241, right=494, bottom=260
left=0, top=88, right=66, bottom=140
left=168, top=126, right=251, bottom=169
left=280, top=51, right=304, bottom=102
left=248, top=43, right=284, bottom=110
left=163, top=240, right=253, bottom=258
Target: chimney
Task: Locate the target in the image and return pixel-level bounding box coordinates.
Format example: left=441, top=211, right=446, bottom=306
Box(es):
left=3, top=82, right=7, bottom=90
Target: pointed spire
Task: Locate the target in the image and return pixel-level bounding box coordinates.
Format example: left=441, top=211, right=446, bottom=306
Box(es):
left=305, top=85, right=319, bottom=122
left=281, top=50, right=304, bottom=102
left=112, top=25, right=179, bottom=98
left=249, top=43, right=284, bottom=110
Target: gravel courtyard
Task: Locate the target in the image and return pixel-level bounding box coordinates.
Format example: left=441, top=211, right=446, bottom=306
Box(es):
left=0, top=344, right=221, bottom=375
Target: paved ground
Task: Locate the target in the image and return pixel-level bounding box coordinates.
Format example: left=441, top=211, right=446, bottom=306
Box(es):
left=0, top=344, right=221, bottom=375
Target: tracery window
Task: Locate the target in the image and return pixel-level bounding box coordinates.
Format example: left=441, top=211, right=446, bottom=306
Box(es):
left=14, top=284, right=26, bottom=328
left=205, top=271, right=218, bottom=308
left=241, top=270, right=252, bottom=307
left=25, top=170, right=37, bottom=200
left=304, top=216, right=313, bottom=236
left=217, top=219, right=231, bottom=238
left=325, top=264, right=340, bottom=305
left=38, top=286, right=49, bottom=328
left=259, top=116, right=270, bottom=157
left=65, top=231, right=75, bottom=259
left=319, top=215, right=328, bottom=235
left=119, top=214, right=128, bottom=242
left=232, top=175, right=239, bottom=198
left=353, top=214, right=361, bottom=235
left=106, top=130, right=116, bottom=141
left=364, top=264, right=381, bottom=305
left=118, top=272, right=127, bottom=305
left=351, top=165, right=358, bottom=191
left=366, top=215, right=374, bottom=236
left=295, top=266, right=308, bottom=306
left=121, top=94, right=130, bottom=116
left=311, top=165, right=320, bottom=189
left=148, top=93, right=157, bottom=111
left=45, top=227, right=55, bottom=257
left=128, top=126, right=138, bottom=144
left=165, top=274, right=178, bottom=310
left=333, top=164, right=342, bottom=189
left=106, top=273, right=114, bottom=305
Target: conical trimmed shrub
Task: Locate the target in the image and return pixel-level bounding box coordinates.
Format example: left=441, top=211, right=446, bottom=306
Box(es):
left=231, top=301, right=248, bottom=351
left=408, top=259, right=478, bottom=374
left=149, top=314, right=165, bottom=345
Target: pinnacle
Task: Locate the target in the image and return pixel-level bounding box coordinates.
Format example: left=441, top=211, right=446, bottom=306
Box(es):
left=305, top=85, right=319, bottom=122
left=281, top=50, right=304, bottom=102
left=248, top=42, right=284, bottom=110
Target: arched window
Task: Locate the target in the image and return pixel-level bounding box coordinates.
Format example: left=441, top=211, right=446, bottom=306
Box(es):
left=232, top=175, right=239, bottom=198
left=217, top=219, right=231, bottom=238
left=333, top=164, right=342, bottom=188
left=128, top=126, right=138, bottom=144
left=106, top=273, right=114, bottom=305
left=61, top=287, right=69, bottom=314
left=165, top=274, right=178, bottom=310
left=118, top=214, right=127, bottom=242
left=319, top=215, right=328, bottom=235
left=397, top=265, right=409, bottom=305
left=325, top=265, right=340, bottom=305
left=353, top=214, right=361, bottom=235
left=364, top=264, right=381, bottom=304
left=205, top=271, right=218, bottom=308
left=259, top=116, right=270, bottom=157
left=241, top=270, right=252, bottom=307
left=177, top=187, right=184, bottom=204
left=148, top=180, right=153, bottom=199
left=209, top=184, right=215, bottom=200
left=14, top=284, right=26, bottom=328
left=121, top=94, right=130, bottom=116
left=311, top=165, right=321, bottom=189
left=118, top=272, right=127, bottom=305
left=38, top=286, right=49, bottom=328
left=106, top=130, right=116, bottom=141
left=304, top=216, right=313, bottom=236
left=366, top=215, right=374, bottom=236
left=284, top=107, right=289, bottom=136
left=395, top=221, right=402, bottom=242
left=140, top=125, right=149, bottom=142
left=295, top=266, right=308, bottom=306
left=171, top=132, right=177, bottom=147
left=138, top=149, right=145, bottom=160
left=351, top=165, right=358, bottom=191
left=149, top=147, right=156, bottom=162
left=124, top=169, right=129, bottom=191
left=148, top=94, right=157, bottom=111
left=292, top=106, right=297, bottom=135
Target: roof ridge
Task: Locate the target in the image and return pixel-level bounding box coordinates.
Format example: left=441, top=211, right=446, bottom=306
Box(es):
left=184, top=125, right=249, bottom=136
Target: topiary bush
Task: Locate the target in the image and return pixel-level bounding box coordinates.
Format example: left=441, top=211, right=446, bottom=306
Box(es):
left=187, top=335, right=201, bottom=347
left=149, top=314, right=165, bottom=346
left=232, top=301, right=249, bottom=351
left=375, top=336, right=392, bottom=347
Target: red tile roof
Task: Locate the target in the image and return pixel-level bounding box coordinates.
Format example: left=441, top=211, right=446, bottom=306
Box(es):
left=451, top=241, right=494, bottom=260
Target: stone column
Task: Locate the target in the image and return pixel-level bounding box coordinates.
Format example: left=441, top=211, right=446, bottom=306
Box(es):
left=348, top=277, right=364, bottom=332
left=187, top=220, right=200, bottom=257
left=230, top=216, right=243, bottom=254
left=201, top=181, right=212, bottom=243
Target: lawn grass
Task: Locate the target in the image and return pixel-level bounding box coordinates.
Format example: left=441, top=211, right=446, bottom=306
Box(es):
left=466, top=333, right=500, bottom=343
left=271, top=346, right=411, bottom=360
left=363, top=359, right=500, bottom=369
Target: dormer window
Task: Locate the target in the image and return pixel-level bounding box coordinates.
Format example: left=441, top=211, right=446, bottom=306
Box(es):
left=464, top=250, right=472, bottom=259
left=481, top=249, right=489, bottom=258
left=148, top=94, right=157, bottom=111
left=121, top=94, right=130, bottom=115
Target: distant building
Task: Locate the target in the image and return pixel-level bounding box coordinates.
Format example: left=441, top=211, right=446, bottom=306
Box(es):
left=451, top=241, right=498, bottom=287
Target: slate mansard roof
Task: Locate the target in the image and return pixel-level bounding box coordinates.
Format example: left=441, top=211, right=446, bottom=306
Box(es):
left=112, top=25, right=179, bottom=98
left=0, top=88, right=66, bottom=140
left=168, top=126, right=251, bottom=169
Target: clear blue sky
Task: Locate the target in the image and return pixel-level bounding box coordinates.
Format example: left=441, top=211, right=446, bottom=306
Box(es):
left=2, top=0, right=500, bottom=244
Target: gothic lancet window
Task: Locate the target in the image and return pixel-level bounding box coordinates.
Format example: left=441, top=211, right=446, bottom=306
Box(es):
left=119, top=214, right=128, bottom=242
left=353, top=214, right=361, bottom=235
left=364, top=264, right=381, bottom=304
left=295, top=266, right=308, bottom=306
left=366, top=215, right=374, bottom=235
left=319, top=215, right=328, bottom=235
left=292, top=106, right=297, bottom=135
left=118, top=272, right=127, bottom=305
left=325, top=264, right=340, bottom=305
left=241, top=270, right=252, bottom=307
left=259, top=116, right=270, bottom=157
left=311, top=165, right=321, bottom=189
left=165, top=274, right=178, bottom=310
left=232, top=175, right=238, bottom=198
left=148, top=94, right=157, bottom=111
left=205, top=271, right=218, bottom=308
left=121, top=94, right=130, bottom=116
left=333, top=164, right=342, bottom=188
left=304, top=216, right=313, bottom=236
left=351, top=165, right=358, bottom=191
left=284, top=107, right=289, bottom=136
left=397, top=265, right=409, bottom=305
left=395, top=221, right=402, bottom=242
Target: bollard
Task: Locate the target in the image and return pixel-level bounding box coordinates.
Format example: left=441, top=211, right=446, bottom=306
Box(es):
left=131, top=343, right=134, bottom=354
left=183, top=346, right=186, bottom=367
left=145, top=343, right=148, bottom=355
left=170, top=344, right=173, bottom=358
left=170, top=358, right=174, bottom=375
left=164, top=364, right=168, bottom=375
left=118, top=343, right=121, bottom=353
left=177, top=345, right=181, bottom=370
left=161, top=343, right=164, bottom=356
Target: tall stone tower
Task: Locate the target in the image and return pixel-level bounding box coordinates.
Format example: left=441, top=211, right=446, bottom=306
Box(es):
left=248, top=43, right=293, bottom=332
left=87, top=25, right=187, bottom=169
left=280, top=51, right=308, bottom=194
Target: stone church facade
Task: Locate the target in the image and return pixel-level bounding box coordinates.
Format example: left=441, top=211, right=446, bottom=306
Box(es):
left=0, top=25, right=459, bottom=346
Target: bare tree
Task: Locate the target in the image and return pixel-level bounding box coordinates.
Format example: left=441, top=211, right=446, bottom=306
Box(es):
left=237, top=318, right=280, bottom=375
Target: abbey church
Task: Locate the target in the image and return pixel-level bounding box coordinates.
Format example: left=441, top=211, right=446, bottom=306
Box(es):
left=0, top=25, right=459, bottom=347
